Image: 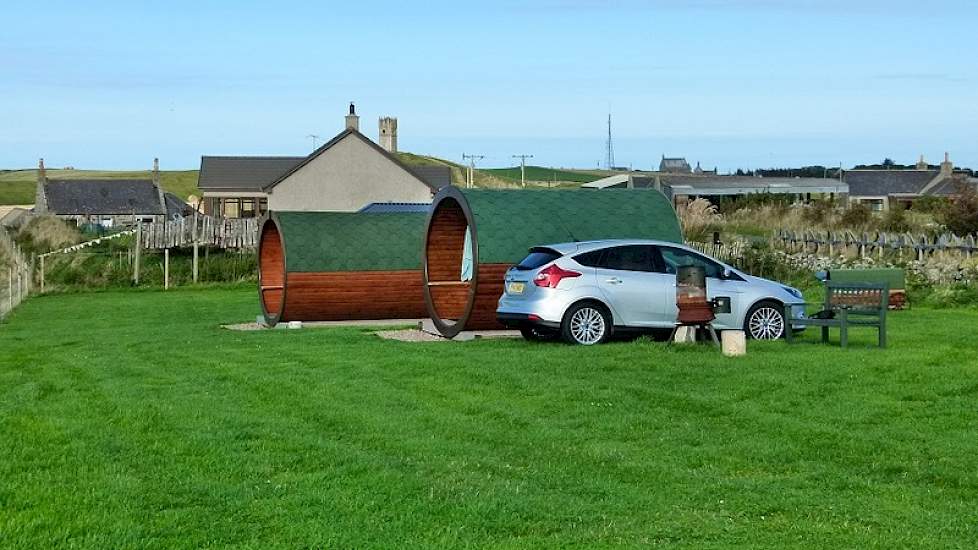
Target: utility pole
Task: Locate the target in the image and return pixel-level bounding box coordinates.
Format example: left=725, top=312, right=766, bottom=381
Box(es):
left=605, top=112, right=615, bottom=170
left=512, top=154, right=534, bottom=188
left=462, top=153, right=484, bottom=188
left=307, top=134, right=321, bottom=151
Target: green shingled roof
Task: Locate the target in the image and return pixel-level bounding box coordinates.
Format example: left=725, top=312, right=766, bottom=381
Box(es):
left=460, top=188, right=682, bottom=264
left=273, top=211, right=426, bottom=272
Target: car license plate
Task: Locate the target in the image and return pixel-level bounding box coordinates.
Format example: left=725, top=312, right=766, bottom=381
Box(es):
left=507, top=282, right=525, bottom=294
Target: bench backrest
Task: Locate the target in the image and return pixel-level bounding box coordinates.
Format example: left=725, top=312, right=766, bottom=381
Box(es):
left=829, top=268, right=905, bottom=290
left=825, top=282, right=890, bottom=314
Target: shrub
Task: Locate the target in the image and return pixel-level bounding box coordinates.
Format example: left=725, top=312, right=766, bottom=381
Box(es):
left=17, top=216, right=81, bottom=255
left=677, top=198, right=721, bottom=242
left=839, top=203, right=874, bottom=229
left=800, top=200, right=835, bottom=225
left=942, top=183, right=978, bottom=236
left=879, top=207, right=912, bottom=233
left=912, top=195, right=950, bottom=215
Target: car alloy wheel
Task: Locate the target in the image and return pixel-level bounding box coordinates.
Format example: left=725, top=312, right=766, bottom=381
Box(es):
left=748, top=305, right=785, bottom=340
left=569, top=306, right=606, bottom=345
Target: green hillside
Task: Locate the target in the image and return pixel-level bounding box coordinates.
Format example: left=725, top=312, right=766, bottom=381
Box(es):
left=484, top=166, right=606, bottom=185
left=0, top=169, right=200, bottom=206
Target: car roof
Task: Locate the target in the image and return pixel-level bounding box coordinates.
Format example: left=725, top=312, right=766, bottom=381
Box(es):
left=536, top=239, right=691, bottom=256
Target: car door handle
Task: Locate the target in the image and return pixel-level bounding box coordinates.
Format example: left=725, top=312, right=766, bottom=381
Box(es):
left=605, top=277, right=623, bottom=285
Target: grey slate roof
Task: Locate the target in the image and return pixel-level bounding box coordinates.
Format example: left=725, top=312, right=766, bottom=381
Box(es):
left=198, top=156, right=305, bottom=192
left=843, top=170, right=940, bottom=196
left=164, top=193, right=192, bottom=218
left=408, top=165, right=452, bottom=188
left=44, top=179, right=164, bottom=215
left=660, top=157, right=691, bottom=172
left=358, top=202, right=431, bottom=213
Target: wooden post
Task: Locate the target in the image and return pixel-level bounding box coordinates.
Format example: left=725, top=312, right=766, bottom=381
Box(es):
left=40, top=256, right=45, bottom=293
left=134, top=223, right=142, bottom=285
left=192, top=212, right=199, bottom=283
left=164, top=248, right=170, bottom=290
left=7, top=267, right=12, bottom=312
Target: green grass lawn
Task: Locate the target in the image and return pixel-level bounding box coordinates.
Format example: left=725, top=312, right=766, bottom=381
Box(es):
left=0, top=170, right=200, bottom=205
left=2, top=288, right=977, bottom=547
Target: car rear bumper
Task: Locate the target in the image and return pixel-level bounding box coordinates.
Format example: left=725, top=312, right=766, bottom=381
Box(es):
left=496, top=312, right=561, bottom=330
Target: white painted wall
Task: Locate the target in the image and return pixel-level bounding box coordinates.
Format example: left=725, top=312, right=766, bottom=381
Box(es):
left=267, top=133, right=433, bottom=212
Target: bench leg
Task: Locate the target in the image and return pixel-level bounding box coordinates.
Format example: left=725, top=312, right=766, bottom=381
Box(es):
left=821, top=326, right=829, bottom=344
left=786, top=324, right=794, bottom=343
left=839, top=310, right=848, bottom=348
left=879, top=325, right=886, bottom=348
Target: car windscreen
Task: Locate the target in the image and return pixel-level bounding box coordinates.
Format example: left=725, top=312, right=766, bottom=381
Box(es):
left=515, top=248, right=561, bottom=270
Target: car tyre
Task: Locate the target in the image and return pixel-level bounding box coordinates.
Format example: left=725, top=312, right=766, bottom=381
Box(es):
left=560, top=302, right=612, bottom=345
left=744, top=300, right=786, bottom=340
left=520, top=327, right=557, bottom=342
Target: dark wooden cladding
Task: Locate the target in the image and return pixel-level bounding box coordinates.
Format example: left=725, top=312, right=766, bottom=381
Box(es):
left=465, top=264, right=510, bottom=330
left=281, top=271, right=427, bottom=321
left=426, top=200, right=467, bottom=282
left=259, top=221, right=286, bottom=320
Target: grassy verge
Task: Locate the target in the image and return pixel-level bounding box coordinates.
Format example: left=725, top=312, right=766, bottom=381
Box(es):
left=1, top=288, right=977, bottom=547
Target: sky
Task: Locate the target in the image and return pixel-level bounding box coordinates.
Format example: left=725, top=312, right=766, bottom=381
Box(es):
left=1, top=0, right=976, bottom=172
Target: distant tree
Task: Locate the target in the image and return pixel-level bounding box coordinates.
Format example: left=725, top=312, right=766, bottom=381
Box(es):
left=882, top=158, right=895, bottom=168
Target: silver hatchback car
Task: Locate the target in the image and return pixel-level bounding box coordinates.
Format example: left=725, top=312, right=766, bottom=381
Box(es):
left=496, top=239, right=806, bottom=345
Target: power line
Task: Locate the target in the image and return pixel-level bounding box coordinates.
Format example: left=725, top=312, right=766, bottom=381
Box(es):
left=462, top=153, right=485, bottom=188
left=512, top=154, right=534, bottom=188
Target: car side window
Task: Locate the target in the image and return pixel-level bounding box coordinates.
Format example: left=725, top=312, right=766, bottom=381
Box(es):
left=597, top=245, right=656, bottom=273
left=574, top=249, right=605, bottom=267
left=657, top=247, right=725, bottom=279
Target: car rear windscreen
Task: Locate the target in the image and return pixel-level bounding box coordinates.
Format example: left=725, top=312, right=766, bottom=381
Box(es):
left=515, top=249, right=561, bottom=270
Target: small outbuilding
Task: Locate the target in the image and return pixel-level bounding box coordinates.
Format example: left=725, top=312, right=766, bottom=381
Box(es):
left=258, top=211, right=429, bottom=326
left=422, top=187, right=683, bottom=337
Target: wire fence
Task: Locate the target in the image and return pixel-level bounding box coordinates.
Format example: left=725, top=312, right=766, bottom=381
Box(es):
left=0, top=230, right=32, bottom=322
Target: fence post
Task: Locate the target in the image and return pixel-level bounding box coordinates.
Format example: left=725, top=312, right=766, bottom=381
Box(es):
left=134, top=223, right=142, bottom=285
left=40, top=255, right=45, bottom=293
left=164, top=248, right=170, bottom=290
left=192, top=212, right=199, bottom=283
left=8, top=267, right=13, bottom=312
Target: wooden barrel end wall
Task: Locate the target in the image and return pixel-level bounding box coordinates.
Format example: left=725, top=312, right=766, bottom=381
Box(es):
left=259, top=217, right=286, bottom=326
left=422, top=187, right=478, bottom=338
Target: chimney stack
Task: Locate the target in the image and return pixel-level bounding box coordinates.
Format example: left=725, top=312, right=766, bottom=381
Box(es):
left=941, top=152, right=953, bottom=177
left=35, top=158, right=49, bottom=214
left=153, top=157, right=160, bottom=186
left=916, top=154, right=928, bottom=170
left=345, top=102, right=360, bottom=131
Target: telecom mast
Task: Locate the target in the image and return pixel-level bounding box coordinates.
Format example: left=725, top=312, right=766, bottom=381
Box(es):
left=605, top=112, right=615, bottom=170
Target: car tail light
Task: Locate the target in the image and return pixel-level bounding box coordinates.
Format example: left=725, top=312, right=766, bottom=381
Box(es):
left=534, top=264, right=581, bottom=288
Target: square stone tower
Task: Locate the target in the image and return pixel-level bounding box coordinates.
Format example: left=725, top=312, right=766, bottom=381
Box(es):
left=379, top=117, right=397, bottom=153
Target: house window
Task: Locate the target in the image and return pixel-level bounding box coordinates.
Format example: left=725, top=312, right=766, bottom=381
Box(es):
left=223, top=198, right=240, bottom=218
left=241, top=199, right=255, bottom=218
left=862, top=199, right=885, bottom=212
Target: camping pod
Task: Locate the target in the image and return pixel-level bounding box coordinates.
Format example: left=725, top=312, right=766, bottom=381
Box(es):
left=422, top=187, right=683, bottom=337
left=259, top=211, right=428, bottom=326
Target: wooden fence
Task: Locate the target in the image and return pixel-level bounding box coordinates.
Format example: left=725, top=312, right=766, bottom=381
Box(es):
left=139, top=215, right=259, bottom=250
left=0, top=230, right=32, bottom=321
left=777, top=230, right=977, bottom=260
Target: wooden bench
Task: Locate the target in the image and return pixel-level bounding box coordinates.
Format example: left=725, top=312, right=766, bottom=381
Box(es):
left=786, top=282, right=889, bottom=348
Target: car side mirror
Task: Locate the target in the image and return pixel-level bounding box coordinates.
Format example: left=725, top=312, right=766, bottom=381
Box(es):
left=722, top=268, right=734, bottom=280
